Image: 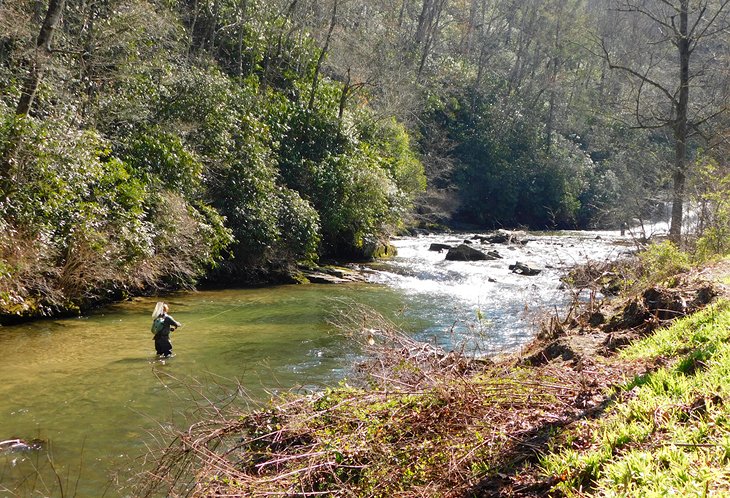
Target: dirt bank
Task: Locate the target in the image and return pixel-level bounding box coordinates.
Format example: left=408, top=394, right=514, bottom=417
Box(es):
left=473, top=258, right=730, bottom=496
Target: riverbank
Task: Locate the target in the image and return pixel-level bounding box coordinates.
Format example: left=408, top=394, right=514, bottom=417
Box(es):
left=0, top=257, right=377, bottom=325
left=137, top=256, right=730, bottom=496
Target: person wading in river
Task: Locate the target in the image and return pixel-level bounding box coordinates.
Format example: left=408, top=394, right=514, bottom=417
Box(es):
left=151, top=302, right=181, bottom=357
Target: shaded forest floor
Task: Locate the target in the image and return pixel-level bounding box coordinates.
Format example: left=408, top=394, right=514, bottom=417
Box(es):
left=138, top=258, right=730, bottom=497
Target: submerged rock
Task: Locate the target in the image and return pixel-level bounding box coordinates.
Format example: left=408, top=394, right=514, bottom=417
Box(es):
left=0, top=438, right=44, bottom=452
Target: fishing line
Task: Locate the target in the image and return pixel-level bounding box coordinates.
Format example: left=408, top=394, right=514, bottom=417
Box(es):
left=176, top=298, right=265, bottom=326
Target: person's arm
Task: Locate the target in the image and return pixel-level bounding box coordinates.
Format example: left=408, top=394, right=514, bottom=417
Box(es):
left=166, top=315, right=182, bottom=329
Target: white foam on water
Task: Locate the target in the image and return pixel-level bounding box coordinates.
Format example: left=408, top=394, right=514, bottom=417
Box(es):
left=365, top=231, right=634, bottom=355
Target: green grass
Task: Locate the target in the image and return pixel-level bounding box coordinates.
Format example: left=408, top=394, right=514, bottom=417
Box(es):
left=539, top=300, right=730, bottom=497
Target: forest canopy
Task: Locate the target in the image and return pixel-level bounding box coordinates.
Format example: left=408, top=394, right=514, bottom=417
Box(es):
left=0, top=0, right=728, bottom=317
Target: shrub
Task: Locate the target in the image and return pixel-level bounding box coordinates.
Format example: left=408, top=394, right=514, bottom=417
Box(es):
left=692, top=159, right=730, bottom=259
left=0, top=110, right=233, bottom=314
left=638, top=241, right=691, bottom=283
left=121, top=127, right=203, bottom=197
left=276, top=188, right=320, bottom=264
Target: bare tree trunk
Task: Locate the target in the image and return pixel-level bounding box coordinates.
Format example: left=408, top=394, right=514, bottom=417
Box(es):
left=16, top=0, right=67, bottom=116
left=460, top=0, right=480, bottom=54
left=398, top=0, right=409, bottom=29
left=2, top=0, right=66, bottom=191
left=506, top=6, right=537, bottom=96
left=669, top=0, right=690, bottom=243
left=546, top=4, right=564, bottom=152
left=415, top=0, right=434, bottom=45
left=237, top=0, right=247, bottom=76
left=206, top=0, right=220, bottom=52
left=417, top=0, right=447, bottom=77
left=338, top=67, right=351, bottom=122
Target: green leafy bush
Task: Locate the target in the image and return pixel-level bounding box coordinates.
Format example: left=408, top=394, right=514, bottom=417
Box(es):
left=0, top=111, right=234, bottom=313
left=276, top=187, right=320, bottom=263
left=424, top=89, right=587, bottom=229
left=121, top=127, right=203, bottom=197
left=639, top=241, right=691, bottom=283
left=692, top=159, right=730, bottom=258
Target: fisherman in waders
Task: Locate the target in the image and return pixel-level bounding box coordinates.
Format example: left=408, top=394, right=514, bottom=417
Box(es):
left=151, top=302, right=181, bottom=357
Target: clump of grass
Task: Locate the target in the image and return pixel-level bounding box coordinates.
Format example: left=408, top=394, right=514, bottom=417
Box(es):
left=538, top=300, right=730, bottom=496
left=638, top=240, right=691, bottom=285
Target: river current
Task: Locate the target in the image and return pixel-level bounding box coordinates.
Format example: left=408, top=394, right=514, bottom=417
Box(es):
left=0, top=231, right=632, bottom=497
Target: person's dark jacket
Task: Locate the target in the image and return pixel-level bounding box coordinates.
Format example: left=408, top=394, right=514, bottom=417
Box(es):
left=157, top=313, right=181, bottom=337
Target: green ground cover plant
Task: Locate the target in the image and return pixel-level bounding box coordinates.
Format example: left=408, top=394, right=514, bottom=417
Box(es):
left=539, top=300, right=730, bottom=496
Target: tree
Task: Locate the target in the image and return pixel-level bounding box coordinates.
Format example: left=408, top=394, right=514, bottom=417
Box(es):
left=0, top=0, right=66, bottom=191
left=600, top=0, right=730, bottom=243
left=15, top=0, right=66, bottom=116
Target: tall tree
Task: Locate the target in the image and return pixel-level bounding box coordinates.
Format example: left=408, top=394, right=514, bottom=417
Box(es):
left=0, top=0, right=66, bottom=191
left=600, top=0, right=730, bottom=242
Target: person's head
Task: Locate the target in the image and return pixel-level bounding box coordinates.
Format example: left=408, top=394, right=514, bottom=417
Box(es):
left=163, top=303, right=169, bottom=313
left=152, top=301, right=165, bottom=319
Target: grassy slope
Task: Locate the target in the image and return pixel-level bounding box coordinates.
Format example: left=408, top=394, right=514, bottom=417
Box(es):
left=540, top=300, right=730, bottom=497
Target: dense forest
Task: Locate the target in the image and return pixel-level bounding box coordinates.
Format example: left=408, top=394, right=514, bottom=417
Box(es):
left=0, top=0, right=728, bottom=318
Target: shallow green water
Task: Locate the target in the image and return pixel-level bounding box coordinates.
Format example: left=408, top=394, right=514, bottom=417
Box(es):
left=0, top=283, right=412, bottom=497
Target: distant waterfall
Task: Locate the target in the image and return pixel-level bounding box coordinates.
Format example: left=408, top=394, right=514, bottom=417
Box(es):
left=636, top=201, right=701, bottom=238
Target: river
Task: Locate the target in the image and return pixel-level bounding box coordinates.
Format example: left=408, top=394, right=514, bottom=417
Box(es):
left=0, top=231, right=632, bottom=497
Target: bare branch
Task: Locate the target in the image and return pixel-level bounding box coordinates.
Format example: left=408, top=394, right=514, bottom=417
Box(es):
left=617, top=0, right=676, bottom=32
left=691, top=0, right=730, bottom=41
left=600, top=38, right=677, bottom=106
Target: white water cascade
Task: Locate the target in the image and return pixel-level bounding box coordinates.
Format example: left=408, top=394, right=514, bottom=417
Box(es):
left=364, top=230, right=635, bottom=355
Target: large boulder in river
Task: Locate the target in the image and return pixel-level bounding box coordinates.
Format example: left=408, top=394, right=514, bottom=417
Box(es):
left=473, top=230, right=528, bottom=245
left=445, top=244, right=500, bottom=261
left=359, top=237, right=397, bottom=260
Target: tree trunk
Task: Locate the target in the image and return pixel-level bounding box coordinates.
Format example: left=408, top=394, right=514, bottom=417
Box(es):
left=16, top=0, right=67, bottom=116
left=338, top=67, right=351, bottom=122
left=460, top=0, right=480, bottom=54
left=415, top=0, right=433, bottom=45
left=237, top=0, right=247, bottom=77
left=417, top=0, right=446, bottom=77
left=669, top=0, right=690, bottom=243
left=308, top=0, right=337, bottom=111
left=546, top=6, right=564, bottom=152
left=397, top=0, right=409, bottom=29
left=2, top=0, right=66, bottom=192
